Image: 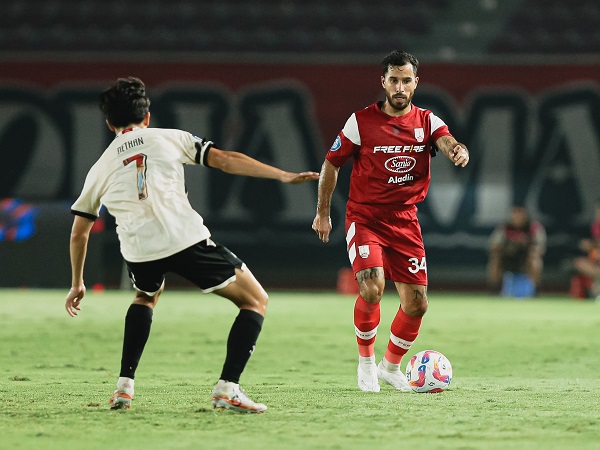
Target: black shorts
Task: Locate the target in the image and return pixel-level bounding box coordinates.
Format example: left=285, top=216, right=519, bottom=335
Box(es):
left=125, top=239, right=244, bottom=295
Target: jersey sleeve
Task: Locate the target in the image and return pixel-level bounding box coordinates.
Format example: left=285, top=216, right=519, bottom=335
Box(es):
left=71, top=164, right=104, bottom=220
left=325, top=113, right=360, bottom=167
left=429, top=111, right=452, bottom=143
left=180, top=131, right=214, bottom=166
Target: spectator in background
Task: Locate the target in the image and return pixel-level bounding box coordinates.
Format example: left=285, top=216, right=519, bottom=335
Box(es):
left=488, top=205, right=546, bottom=297
left=570, top=199, right=600, bottom=299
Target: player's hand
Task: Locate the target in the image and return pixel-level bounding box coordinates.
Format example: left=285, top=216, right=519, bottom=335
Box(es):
left=281, top=171, right=320, bottom=184
left=451, top=144, right=469, bottom=167
left=312, top=214, right=332, bottom=243
left=65, top=285, right=86, bottom=317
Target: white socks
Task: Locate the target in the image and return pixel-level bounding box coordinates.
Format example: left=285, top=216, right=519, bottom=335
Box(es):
left=380, top=357, right=400, bottom=373
left=117, top=377, right=134, bottom=393
left=358, top=355, right=376, bottom=370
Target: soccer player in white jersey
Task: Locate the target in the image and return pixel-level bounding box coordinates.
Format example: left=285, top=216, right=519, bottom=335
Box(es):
left=312, top=51, right=470, bottom=392
left=65, top=77, right=319, bottom=413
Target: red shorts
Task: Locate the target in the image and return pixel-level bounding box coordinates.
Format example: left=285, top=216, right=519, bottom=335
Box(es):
left=345, top=201, right=427, bottom=285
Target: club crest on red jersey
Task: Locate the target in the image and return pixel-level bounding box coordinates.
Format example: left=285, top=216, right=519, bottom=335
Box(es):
left=414, top=128, right=424, bottom=142
left=358, top=245, right=370, bottom=258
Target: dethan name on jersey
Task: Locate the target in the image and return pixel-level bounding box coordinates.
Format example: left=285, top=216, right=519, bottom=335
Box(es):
left=117, top=137, right=145, bottom=155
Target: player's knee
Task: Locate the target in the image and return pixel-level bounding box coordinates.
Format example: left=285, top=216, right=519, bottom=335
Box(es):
left=402, top=288, right=428, bottom=317
left=243, top=291, right=268, bottom=315
left=235, top=283, right=268, bottom=313
left=356, top=268, right=385, bottom=303
left=132, top=281, right=164, bottom=309
left=133, top=292, right=158, bottom=309
left=412, top=299, right=428, bottom=317
left=359, top=282, right=384, bottom=304
left=257, top=291, right=269, bottom=309
left=403, top=301, right=428, bottom=317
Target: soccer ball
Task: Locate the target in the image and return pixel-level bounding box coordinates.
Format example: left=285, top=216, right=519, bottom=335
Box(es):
left=405, top=350, right=452, bottom=393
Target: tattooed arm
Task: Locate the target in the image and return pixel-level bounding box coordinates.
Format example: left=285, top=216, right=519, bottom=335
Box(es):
left=435, top=135, right=470, bottom=168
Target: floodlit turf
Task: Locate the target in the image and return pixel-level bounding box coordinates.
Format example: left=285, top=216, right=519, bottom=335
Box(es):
left=0, top=288, right=599, bottom=450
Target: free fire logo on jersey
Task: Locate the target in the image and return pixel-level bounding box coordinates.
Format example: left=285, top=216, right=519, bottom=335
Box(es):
left=373, top=145, right=425, bottom=153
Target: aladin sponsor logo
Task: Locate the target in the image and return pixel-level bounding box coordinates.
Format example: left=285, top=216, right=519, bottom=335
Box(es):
left=388, top=173, right=414, bottom=184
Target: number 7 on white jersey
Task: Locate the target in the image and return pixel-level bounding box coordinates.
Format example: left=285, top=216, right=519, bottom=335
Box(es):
left=123, top=153, right=148, bottom=200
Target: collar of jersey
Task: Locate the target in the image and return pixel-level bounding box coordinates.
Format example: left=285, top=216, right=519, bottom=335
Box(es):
left=118, top=126, right=142, bottom=136
left=376, top=101, right=414, bottom=119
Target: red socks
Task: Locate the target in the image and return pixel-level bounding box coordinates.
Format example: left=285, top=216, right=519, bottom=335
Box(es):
left=384, top=307, right=422, bottom=365
left=353, top=296, right=380, bottom=357
left=354, top=297, right=422, bottom=364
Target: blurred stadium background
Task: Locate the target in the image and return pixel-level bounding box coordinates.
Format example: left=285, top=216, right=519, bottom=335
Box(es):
left=1, top=0, right=599, bottom=292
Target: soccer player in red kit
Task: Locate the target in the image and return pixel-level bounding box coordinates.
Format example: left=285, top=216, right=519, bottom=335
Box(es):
left=312, top=50, right=470, bottom=392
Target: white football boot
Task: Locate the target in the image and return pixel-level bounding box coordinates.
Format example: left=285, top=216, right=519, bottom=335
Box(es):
left=211, top=380, right=267, bottom=413
left=109, top=377, right=134, bottom=410
left=377, top=360, right=411, bottom=391
left=357, top=363, right=381, bottom=392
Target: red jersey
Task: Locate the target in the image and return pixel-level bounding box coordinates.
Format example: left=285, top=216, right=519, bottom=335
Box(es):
left=326, top=102, right=452, bottom=207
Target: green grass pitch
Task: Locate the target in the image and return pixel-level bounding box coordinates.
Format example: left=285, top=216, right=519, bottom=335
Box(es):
left=0, top=288, right=599, bottom=449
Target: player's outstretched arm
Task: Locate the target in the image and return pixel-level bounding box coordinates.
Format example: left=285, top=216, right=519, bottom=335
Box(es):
left=312, top=160, right=339, bottom=243
left=66, top=215, right=94, bottom=317
left=435, top=136, right=470, bottom=167
left=206, top=147, right=319, bottom=183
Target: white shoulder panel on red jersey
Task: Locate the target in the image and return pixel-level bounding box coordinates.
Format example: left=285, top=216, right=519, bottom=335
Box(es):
left=341, top=113, right=360, bottom=145
left=429, top=111, right=447, bottom=133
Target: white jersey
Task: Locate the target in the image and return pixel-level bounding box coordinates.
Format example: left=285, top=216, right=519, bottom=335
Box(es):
left=71, top=126, right=214, bottom=262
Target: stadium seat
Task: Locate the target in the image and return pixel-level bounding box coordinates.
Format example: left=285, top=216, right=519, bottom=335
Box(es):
left=0, top=0, right=441, bottom=54
left=489, top=0, right=600, bottom=54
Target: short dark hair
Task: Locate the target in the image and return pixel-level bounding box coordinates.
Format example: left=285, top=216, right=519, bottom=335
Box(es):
left=99, top=76, right=151, bottom=128
left=381, top=50, right=419, bottom=77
